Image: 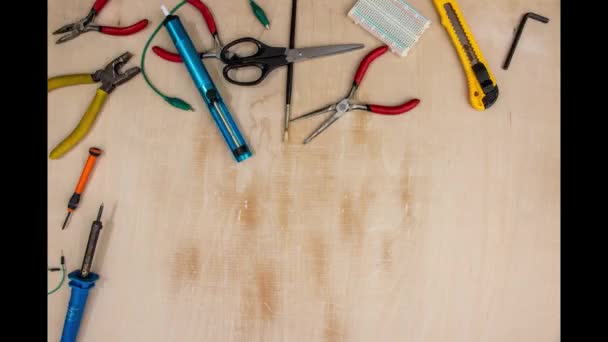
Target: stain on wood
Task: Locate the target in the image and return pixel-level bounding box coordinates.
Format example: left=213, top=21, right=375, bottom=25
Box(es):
left=192, top=133, right=209, bottom=173
left=238, top=286, right=257, bottom=335
left=308, top=235, right=328, bottom=293
left=382, top=238, right=393, bottom=271
left=170, top=244, right=201, bottom=293
left=271, top=163, right=291, bottom=232
left=340, top=195, right=358, bottom=240
left=400, top=170, right=414, bottom=224
left=339, top=189, right=375, bottom=249
left=277, top=192, right=289, bottom=232
left=238, top=184, right=260, bottom=230
left=250, top=93, right=277, bottom=108
left=352, top=112, right=371, bottom=145
left=256, top=266, right=278, bottom=320
left=324, top=302, right=344, bottom=342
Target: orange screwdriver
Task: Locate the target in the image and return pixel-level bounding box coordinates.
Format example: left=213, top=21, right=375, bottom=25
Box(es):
left=62, top=147, right=102, bottom=230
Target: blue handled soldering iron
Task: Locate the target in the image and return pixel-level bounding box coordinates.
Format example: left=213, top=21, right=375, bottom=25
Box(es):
left=60, top=203, right=104, bottom=342
left=161, top=5, right=252, bottom=163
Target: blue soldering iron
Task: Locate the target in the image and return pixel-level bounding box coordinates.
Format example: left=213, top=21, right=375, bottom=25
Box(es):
left=161, top=6, right=252, bottom=163
left=60, top=204, right=104, bottom=342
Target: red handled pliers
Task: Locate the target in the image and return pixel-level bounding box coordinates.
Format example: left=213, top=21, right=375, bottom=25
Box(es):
left=290, top=46, right=421, bottom=144
left=152, top=0, right=236, bottom=62
left=53, top=0, right=149, bottom=44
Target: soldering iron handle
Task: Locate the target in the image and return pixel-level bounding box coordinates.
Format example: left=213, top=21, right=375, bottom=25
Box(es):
left=60, top=272, right=99, bottom=342
left=61, top=288, right=90, bottom=342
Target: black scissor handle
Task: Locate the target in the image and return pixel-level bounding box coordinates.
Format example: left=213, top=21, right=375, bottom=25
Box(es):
left=220, top=37, right=290, bottom=86
left=222, top=61, right=273, bottom=86
left=220, top=37, right=286, bottom=63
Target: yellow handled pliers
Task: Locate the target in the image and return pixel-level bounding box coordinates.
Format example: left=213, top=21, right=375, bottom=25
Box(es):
left=48, top=52, right=140, bottom=159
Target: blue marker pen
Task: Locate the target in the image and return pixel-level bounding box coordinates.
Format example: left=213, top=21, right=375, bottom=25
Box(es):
left=161, top=6, right=252, bottom=163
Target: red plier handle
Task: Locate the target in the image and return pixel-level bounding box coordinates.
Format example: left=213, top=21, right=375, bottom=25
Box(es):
left=367, top=100, right=420, bottom=115
left=187, top=0, right=217, bottom=35
left=90, top=0, right=149, bottom=36
left=152, top=46, right=205, bottom=62
left=99, top=20, right=149, bottom=35
left=354, top=46, right=421, bottom=115
left=152, top=47, right=184, bottom=63
left=92, top=0, right=109, bottom=13
left=153, top=0, right=217, bottom=63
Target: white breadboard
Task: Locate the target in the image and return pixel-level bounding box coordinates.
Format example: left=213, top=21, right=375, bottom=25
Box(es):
left=348, top=0, right=431, bottom=57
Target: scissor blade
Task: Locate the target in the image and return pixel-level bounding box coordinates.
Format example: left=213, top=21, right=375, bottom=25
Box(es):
left=286, top=44, right=364, bottom=63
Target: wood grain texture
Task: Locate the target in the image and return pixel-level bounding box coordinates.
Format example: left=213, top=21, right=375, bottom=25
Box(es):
left=48, top=0, right=560, bottom=341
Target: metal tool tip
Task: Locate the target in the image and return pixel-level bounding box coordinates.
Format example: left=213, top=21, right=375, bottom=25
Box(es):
left=265, top=25, right=270, bottom=30
left=62, top=212, right=71, bottom=230
left=97, top=203, right=104, bottom=221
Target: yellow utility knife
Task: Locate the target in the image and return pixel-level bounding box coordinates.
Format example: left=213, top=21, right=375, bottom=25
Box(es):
left=433, top=0, right=498, bottom=110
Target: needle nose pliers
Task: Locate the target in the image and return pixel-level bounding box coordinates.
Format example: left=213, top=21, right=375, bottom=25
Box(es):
left=48, top=52, right=141, bottom=160
left=53, top=0, right=149, bottom=44
left=290, top=46, right=421, bottom=144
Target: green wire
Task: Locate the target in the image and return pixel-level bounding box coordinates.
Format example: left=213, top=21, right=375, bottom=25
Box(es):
left=47, top=263, right=66, bottom=296
left=140, top=0, right=194, bottom=111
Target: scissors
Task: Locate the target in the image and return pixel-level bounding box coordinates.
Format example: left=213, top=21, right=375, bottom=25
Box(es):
left=218, top=38, right=364, bottom=86
left=152, top=0, right=363, bottom=86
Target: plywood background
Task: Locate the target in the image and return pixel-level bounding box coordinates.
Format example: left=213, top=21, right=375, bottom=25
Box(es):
left=48, top=0, right=560, bottom=341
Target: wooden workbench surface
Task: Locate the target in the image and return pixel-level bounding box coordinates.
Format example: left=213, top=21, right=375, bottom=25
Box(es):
left=48, top=0, right=560, bottom=341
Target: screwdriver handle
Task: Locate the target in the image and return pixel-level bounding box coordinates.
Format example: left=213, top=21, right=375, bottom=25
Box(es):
left=74, top=147, right=102, bottom=195
left=60, top=271, right=99, bottom=342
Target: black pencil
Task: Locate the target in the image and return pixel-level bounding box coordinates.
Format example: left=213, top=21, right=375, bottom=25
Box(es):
left=284, top=0, right=297, bottom=142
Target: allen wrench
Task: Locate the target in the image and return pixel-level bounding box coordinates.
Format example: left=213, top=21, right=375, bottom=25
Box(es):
left=503, top=12, right=550, bottom=70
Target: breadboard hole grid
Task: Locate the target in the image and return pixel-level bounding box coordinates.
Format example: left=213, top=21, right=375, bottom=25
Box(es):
left=348, top=0, right=431, bottom=57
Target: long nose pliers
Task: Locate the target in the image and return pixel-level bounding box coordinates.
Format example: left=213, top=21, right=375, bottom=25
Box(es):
left=290, top=46, right=421, bottom=144
left=48, top=52, right=141, bottom=160
left=53, top=0, right=149, bottom=44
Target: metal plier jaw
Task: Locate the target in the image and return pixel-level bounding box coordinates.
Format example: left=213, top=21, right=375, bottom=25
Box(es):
left=53, top=9, right=99, bottom=44
left=290, top=83, right=367, bottom=144
left=92, top=52, right=141, bottom=94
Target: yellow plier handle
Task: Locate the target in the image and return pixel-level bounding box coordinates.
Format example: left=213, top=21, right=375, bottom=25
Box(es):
left=433, top=0, right=499, bottom=110
left=48, top=74, right=96, bottom=92
left=48, top=74, right=108, bottom=159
